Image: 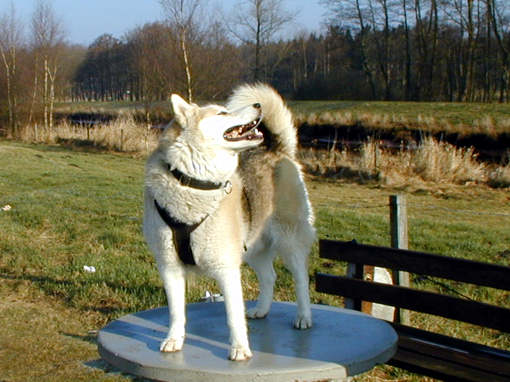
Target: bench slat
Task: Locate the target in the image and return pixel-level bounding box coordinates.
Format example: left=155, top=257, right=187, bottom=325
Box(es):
left=392, top=324, right=510, bottom=376
left=319, top=239, right=510, bottom=290
left=316, top=273, right=510, bottom=332
left=389, top=348, right=510, bottom=382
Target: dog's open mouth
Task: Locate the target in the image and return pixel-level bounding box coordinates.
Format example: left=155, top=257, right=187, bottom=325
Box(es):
left=223, top=118, right=263, bottom=142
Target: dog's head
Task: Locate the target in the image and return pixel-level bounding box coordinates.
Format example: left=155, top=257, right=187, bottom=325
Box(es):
left=171, top=94, right=263, bottom=153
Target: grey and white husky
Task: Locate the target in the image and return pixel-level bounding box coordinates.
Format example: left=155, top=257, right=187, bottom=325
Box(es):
left=143, top=83, right=315, bottom=361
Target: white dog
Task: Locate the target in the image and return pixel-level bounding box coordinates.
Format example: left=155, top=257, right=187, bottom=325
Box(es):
left=143, top=83, right=315, bottom=361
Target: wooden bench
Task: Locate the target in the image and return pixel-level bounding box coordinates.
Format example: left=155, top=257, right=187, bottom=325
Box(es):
left=315, top=239, right=510, bottom=382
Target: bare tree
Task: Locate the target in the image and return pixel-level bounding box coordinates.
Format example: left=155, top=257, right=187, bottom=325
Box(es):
left=440, top=0, right=479, bottom=101
left=126, top=23, right=176, bottom=150
left=366, top=0, right=399, bottom=100
left=486, top=0, right=510, bottom=102
left=408, top=0, right=438, bottom=100
left=229, top=0, right=297, bottom=81
left=401, top=0, right=413, bottom=100
left=321, top=0, right=378, bottom=98
left=30, top=0, right=65, bottom=135
left=0, top=3, right=24, bottom=137
left=159, top=0, right=203, bottom=102
left=191, top=20, right=246, bottom=99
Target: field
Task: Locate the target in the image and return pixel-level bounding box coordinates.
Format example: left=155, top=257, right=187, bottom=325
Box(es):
left=290, top=100, right=510, bottom=126
left=1, top=140, right=509, bottom=381
left=57, top=99, right=510, bottom=127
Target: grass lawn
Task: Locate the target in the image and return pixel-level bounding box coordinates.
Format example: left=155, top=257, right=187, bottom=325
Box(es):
left=0, top=140, right=509, bottom=381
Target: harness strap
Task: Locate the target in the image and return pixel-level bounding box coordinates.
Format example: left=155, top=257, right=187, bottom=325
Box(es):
left=154, top=200, right=207, bottom=266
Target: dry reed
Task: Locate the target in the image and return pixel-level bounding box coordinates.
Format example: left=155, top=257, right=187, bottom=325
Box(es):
left=16, top=116, right=510, bottom=188
left=20, top=115, right=159, bottom=153
left=300, top=137, right=508, bottom=188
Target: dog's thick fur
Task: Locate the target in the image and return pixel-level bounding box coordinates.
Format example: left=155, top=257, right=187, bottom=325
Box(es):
left=143, top=83, right=315, bottom=361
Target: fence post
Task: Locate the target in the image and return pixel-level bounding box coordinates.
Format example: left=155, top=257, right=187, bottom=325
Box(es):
left=345, top=262, right=364, bottom=311
left=390, top=194, right=410, bottom=325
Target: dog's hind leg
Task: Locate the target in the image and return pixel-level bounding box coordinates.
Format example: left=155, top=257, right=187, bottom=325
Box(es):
left=244, top=243, right=277, bottom=320
left=279, top=241, right=313, bottom=330
left=216, top=268, right=252, bottom=361
left=159, top=266, right=187, bottom=352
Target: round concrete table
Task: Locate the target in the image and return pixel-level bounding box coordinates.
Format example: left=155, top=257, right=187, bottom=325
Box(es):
left=98, top=301, right=397, bottom=382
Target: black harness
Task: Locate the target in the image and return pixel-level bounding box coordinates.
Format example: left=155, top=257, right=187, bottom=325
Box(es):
left=154, top=165, right=231, bottom=266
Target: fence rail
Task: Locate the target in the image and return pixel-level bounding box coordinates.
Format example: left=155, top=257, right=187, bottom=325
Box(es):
left=319, top=239, right=510, bottom=290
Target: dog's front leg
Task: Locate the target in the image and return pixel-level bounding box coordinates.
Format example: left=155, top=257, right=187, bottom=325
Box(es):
left=217, top=268, right=252, bottom=361
left=159, top=266, right=186, bottom=353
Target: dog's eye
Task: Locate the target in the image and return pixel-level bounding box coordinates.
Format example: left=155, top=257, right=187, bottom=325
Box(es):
left=217, top=111, right=228, bottom=115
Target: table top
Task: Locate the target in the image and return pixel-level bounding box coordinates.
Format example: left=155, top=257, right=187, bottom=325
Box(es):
left=98, top=301, right=397, bottom=382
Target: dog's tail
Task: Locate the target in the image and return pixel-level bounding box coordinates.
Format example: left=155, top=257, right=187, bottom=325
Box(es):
left=226, top=83, right=297, bottom=158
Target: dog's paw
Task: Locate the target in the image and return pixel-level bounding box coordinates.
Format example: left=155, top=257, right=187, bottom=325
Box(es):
left=160, top=336, right=184, bottom=352
left=293, top=314, right=312, bottom=330
left=229, top=345, right=253, bottom=361
left=246, top=306, right=268, bottom=319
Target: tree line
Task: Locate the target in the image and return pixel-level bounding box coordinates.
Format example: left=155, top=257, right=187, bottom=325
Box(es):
left=1, top=0, right=510, bottom=138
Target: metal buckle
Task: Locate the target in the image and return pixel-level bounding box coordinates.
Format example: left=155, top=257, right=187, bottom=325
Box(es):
left=224, top=180, right=232, bottom=194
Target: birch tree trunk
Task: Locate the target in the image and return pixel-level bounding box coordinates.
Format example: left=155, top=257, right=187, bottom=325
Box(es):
left=48, top=63, right=57, bottom=131
left=43, top=56, right=48, bottom=134
left=180, top=28, right=193, bottom=102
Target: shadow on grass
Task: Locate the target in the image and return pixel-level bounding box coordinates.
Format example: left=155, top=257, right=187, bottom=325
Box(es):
left=84, top=359, right=150, bottom=381
left=61, top=331, right=98, bottom=345
left=56, top=137, right=124, bottom=153
left=304, top=164, right=381, bottom=184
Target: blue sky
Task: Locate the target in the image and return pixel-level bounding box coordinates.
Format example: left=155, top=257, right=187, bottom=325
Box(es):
left=2, top=0, right=327, bottom=46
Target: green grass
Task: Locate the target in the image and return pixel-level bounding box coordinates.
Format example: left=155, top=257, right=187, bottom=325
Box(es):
left=1, top=140, right=509, bottom=381
left=289, top=100, right=510, bottom=127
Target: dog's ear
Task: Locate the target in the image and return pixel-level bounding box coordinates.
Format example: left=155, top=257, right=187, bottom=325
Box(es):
left=171, top=94, right=192, bottom=126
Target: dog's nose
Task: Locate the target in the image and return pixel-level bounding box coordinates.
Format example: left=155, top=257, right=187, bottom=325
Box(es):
left=253, top=103, right=261, bottom=109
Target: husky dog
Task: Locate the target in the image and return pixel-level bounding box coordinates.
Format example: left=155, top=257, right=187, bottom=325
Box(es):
left=143, top=83, right=315, bottom=361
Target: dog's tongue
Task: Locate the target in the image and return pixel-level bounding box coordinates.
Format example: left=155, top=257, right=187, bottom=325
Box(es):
left=224, top=120, right=263, bottom=142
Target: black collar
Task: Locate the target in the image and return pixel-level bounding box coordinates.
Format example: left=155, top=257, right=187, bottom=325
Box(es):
left=168, top=165, right=231, bottom=193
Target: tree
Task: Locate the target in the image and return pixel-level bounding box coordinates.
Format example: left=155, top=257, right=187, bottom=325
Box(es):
left=75, top=34, right=126, bottom=101
left=190, top=20, right=246, bottom=99
left=440, top=0, right=479, bottom=101
left=127, top=23, right=175, bottom=126
left=486, top=0, right=510, bottom=102
left=0, top=3, right=24, bottom=137
left=322, top=0, right=381, bottom=98
left=159, top=0, right=203, bottom=102
left=30, top=0, right=65, bottom=134
left=368, top=0, right=399, bottom=100
left=413, top=0, right=440, bottom=100
left=229, top=0, right=297, bottom=81
left=400, top=0, right=413, bottom=100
